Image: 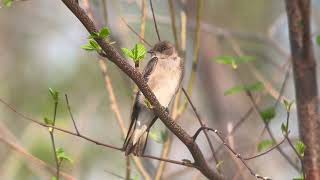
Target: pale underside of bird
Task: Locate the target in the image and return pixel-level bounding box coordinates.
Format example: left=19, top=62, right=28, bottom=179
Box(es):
left=123, top=41, right=184, bottom=156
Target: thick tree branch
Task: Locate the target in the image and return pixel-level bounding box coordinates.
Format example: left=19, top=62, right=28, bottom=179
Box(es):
left=285, top=0, right=320, bottom=179
left=60, top=0, right=222, bottom=179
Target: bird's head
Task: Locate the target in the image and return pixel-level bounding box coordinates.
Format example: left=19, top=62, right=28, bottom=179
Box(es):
left=148, top=41, right=176, bottom=57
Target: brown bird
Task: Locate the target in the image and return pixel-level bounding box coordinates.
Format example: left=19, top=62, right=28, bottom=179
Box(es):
left=123, top=41, right=184, bottom=156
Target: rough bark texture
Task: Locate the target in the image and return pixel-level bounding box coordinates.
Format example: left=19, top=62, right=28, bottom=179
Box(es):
left=285, top=1, right=320, bottom=179
left=61, top=0, right=223, bottom=179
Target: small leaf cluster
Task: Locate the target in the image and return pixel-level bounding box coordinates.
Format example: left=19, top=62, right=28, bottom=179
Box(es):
left=224, top=82, right=264, bottom=96
left=283, top=99, right=294, bottom=112
left=122, top=43, right=147, bottom=64
left=295, top=140, right=305, bottom=157
left=215, top=55, right=255, bottom=69
left=260, top=107, right=276, bottom=123
left=3, top=0, right=13, bottom=7
left=49, top=88, right=59, bottom=103
left=149, top=130, right=168, bottom=144
left=257, top=140, right=274, bottom=152
left=81, top=27, right=111, bottom=52
left=316, top=35, right=320, bottom=46
left=56, top=147, right=73, bottom=164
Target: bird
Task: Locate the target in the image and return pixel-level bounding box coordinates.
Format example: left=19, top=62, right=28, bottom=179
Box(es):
left=123, top=41, right=184, bottom=156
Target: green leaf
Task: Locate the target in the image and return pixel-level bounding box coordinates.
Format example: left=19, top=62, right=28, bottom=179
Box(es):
left=281, top=123, right=288, bottom=134
left=43, top=117, right=54, bottom=126
left=224, top=85, right=245, bottom=96
left=215, top=55, right=256, bottom=69
left=81, top=43, right=96, bottom=51
left=246, top=82, right=264, bottom=92
left=132, top=175, right=140, bottom=180
left=149, top=130, right=167, bottom=144
left=316, top=35, right=320, bottom=47
left=48, top=88, right=59, bottom=102
left=99, top=27, right=111, bottom=39
left=283, top=99, right=294, bottom=112
left=215, top=56, right=237, bottom=69
left=224, top=82, right=264, bottom=96
left=260, top=107, right=276, bottom=123
left=3, top=0, right=13, bottom=7
left=81, top=39, right=101, bottom=52
left=257, top=140, right=274, bottom=152
left=88, top=32, right=100, bottom=39
left=122, top=48, right=134, bottom=59
left=237, top=56, right=256, bottom=63
left=292, top=175, right=304, bottom=180
left=89, top=39, right=101, bottom=51
left=295, top=141, right=305, bottom=157
left=51, top=176, right=58, bottom=180
left=122, top=43, right=146, bottom=63
left=160, top=130, right=169, bottom=142
left=56, top=148, right=73, bottom=164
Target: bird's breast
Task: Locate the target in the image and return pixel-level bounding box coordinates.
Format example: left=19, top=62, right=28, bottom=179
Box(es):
left=145, top=58, right=182, bottom=107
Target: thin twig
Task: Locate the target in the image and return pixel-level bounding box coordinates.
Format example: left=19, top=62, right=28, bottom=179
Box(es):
left=223, top=31, right=299, bottom=171
left=139, top=0, right=147, bottom=43
left=0, top=135, right=76, bottom=180
left=194, top=127, right=272, bottom=180
left=48, top=100, right=60, bottom=180
left=243, top=138, right=286, bottom=160
left=167, top=0, right=179, bottom=51
left=149, top=0, right=161, bottom=41
left=179, top=0, right=203, bottom=114
left=65, top=94, right=80, bottom=135
left=125, top=156, right=131, bottom=180
left=182, top=88, right=219, bottom=163
left=0, top=98, right=212, bottom=173
left=120, top=17, right=152, bottom=47
left=142, top=155, right=194, bottom=167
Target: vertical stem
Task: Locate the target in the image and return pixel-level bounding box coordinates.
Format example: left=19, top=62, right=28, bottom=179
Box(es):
left=180, top=0, right=203, bottom=113
left=50, top=102, right=60, bottom=180
left=167, top=0, right=179, bottom=51
left=285, top=0, right=320, bottom=179
left=140, top=0, right=147, bottom=41
left=125, top=157, right=131, bottom=180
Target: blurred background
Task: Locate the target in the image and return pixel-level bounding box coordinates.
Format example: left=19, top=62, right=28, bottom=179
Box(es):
left=1, top=0, right=320, bottom=179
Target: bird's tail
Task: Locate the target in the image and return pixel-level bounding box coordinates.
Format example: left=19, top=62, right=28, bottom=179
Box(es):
left=124, top=124, right=149, bottom=156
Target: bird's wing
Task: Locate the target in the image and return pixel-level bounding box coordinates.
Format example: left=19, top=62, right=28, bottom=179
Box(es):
left=142, top=56, right=158, bottom=81
left=123, top=57, right=158, bottom=147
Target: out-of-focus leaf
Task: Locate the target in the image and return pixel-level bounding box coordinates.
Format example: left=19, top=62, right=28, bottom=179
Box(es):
left=260, top=107, right=276, bottom=123
left=316, top=35, right=320, bottom=46
left=281, top=123, right=288, bottom=134
left=122, top=48, right=134, bottom=59
left=224, top=82, right=264, bottom=96
left=56, top=147, right=73, bottom=164
left=214, top=55, right=256, bottom=69
left=295, top=141, right=305, bottom=157
left=257, top=140, right=274, bottom=152
left=43, top=117, right=53, bottom=126
left=99, top=27, right=111, bottom=38
left=283, top=99, right=294, bottom=112
left=3, top=0, right=13, bottom=7
left=48, top=88, right=59, bottom=102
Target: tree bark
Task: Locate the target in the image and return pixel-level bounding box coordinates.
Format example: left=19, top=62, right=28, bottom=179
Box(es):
left=285, top=0, right=320, bottom=179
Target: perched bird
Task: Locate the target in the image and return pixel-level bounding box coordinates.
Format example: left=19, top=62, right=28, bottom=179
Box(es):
left=123, top=41, right=184, bottom=156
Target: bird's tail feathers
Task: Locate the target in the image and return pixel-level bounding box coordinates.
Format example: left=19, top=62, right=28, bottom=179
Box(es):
left=124, top=125, right=149, bottom=156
